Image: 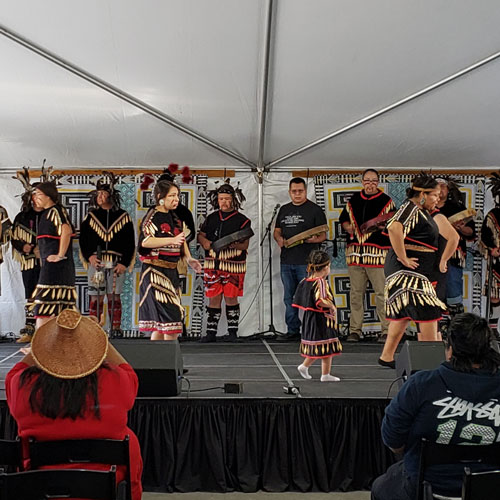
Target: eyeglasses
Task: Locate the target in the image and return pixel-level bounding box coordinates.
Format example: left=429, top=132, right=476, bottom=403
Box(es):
left=362, top=178, right=379, bottom=184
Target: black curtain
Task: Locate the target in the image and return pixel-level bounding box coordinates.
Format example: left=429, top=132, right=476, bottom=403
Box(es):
left=0, top=398, right=395, bottom=493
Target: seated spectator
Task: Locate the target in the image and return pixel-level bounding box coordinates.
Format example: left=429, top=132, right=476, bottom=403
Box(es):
left=372, top=312, right=500, bottom=500
left=5, top=309, right=142, bottom=500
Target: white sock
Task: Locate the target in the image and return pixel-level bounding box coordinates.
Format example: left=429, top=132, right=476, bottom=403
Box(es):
left=321, top=374, right=340, bottom=382
left=297, top=364, right=312, bottom=380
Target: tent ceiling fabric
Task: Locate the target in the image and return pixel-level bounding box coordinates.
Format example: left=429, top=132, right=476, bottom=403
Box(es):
left=1, top=0, right=499, bottom=169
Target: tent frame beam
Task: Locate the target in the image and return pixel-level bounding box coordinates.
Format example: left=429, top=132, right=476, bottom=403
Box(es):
left=0, top=23, right=256, bottom=169
left=265, top=50, right=500, bottom=169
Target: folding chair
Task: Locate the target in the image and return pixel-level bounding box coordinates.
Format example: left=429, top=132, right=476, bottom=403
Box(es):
left=417, top=438, right=500, bottom=500
left=462, top=467, right=500, bottom=500
left=0, top=466, right=117, bottom=500
left=0, top=439, right=22, bottom=472
left=28, top=436, right=131, bottom=500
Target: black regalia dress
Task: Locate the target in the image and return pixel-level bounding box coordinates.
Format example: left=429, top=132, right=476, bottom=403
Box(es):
left=339, top=189, right=394, bottom=267
left=292, top=277, right=342, bottom=359
left=30, top=205, right=77, bottom=318
left=384, top=201, right=447, bottom=322
left=200, top=210, right=252, bottom=297
left=79, top=207, right=135, bottom=270
left=480, top=207, right=500, bottom=300
left=138, top=208, right=184, bottom=335
left=11, top=208, right=42, bottom=298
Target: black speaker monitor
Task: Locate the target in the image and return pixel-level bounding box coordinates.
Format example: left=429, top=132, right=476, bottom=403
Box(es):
left=111, top=339, right=183, bottom=397
left=396, top=341, right=445, bottom=388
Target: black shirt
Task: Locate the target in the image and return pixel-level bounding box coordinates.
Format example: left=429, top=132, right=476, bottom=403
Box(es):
left=275, top=200, right=327, bottom=265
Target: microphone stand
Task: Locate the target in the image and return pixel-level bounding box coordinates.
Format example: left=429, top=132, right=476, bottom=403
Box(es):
left=485, top=253, right=494, bottom=324
left=254, top=206, right=284, bottom=337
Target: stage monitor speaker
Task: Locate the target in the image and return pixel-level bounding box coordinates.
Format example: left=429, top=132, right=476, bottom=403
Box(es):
left=396, top=341, right=445, bottom=388
left=111, top=339, right=183, bottom=397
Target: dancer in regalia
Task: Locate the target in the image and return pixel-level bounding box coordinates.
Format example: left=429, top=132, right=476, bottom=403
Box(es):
left=379, top=173, right=455, bottom=368
left=138, top=180, right=201, bottom=341
left=11, top=168, right=43, bottom=342
left=480, top=172, right=500, bottom=324
left=293, top=250, right=342, bottom=382
left=198, top=182, right=254, bottom=342
left=80, top=173, right=135, bottom=333
left=29, top=181, right=77, bottom=329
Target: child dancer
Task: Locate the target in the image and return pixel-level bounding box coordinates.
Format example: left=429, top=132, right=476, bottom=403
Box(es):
left=293, top=250, right=342, bottom=382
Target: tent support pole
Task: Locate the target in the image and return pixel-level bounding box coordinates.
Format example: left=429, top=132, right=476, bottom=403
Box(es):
left=0, top=23, right=255, bottom=168
left=265, top=50, right=500, bottom=169
left=256, top=0, right=276, bottom=331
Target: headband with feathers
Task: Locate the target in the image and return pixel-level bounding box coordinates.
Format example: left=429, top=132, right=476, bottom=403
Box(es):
left=89, top=171, right=121, bottom=210
left=139, top=163, right=193, bottom=191
left=488, top=172, right=500, bottom=205
left=207, top=178, right=246, bottom=211
left=13, top=166, right=37, bottom=211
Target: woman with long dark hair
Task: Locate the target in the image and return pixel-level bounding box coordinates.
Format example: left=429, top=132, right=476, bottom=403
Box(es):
left=29, top=182, right=77, bottom=329
left=379, top=173, right=457, bottom=368
left=5, top=309, right=143, bottom=500
left=138, top=180, right=201, bottom=340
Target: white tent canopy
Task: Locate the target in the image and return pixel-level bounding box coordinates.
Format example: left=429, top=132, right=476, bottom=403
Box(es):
left=1, top=0, right=500, bottom=170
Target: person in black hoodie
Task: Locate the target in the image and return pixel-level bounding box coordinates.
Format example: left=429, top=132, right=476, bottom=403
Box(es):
left=372, top=312, right=500, bottom=500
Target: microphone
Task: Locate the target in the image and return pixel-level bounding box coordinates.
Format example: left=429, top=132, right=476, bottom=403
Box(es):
left=96, top=245, right=102, bottom=261
left=272, top=203, right=281, bottom=216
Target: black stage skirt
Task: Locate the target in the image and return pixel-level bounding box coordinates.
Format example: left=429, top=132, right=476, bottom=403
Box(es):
left=138, top=263, right=184, bottom=335
left=384, top=249, right=446, bottom=322
left=30, top=259, right=77, bottom=318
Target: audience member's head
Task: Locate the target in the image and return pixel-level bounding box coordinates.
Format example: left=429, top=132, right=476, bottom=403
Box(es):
left=446, top=312, right=500, bottom=374
left=20, top=309, right=109, bottom=419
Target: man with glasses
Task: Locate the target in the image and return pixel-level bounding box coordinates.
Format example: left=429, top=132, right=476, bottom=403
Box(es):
left=339, top=169, right=394, bottom=342
left=274, top=177, right=328, bottom=340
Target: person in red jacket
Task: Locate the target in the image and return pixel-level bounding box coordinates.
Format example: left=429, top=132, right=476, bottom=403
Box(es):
left=5, top=309, right=143, bottom=500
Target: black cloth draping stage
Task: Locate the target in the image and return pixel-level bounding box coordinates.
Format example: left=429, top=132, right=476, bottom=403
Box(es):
left=0, top=339, right=398, bottom=493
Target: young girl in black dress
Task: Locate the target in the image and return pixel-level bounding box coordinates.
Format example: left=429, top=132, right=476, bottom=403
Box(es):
left=293, top=250, right=342, bottom=382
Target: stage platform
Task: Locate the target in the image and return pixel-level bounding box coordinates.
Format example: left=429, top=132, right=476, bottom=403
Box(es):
left=0, top=339, right=399, bottom=493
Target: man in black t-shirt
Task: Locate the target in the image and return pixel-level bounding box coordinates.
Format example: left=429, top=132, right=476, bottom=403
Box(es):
left=274, top=178, right=327, bottom=339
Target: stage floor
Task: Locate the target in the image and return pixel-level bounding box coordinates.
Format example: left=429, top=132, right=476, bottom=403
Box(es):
left=0, top=339, right=400, bottom=401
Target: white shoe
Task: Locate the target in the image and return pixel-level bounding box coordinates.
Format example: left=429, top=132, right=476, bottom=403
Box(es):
left=297, top=364, right=312, bottom=380
left=321, top=374, right=340, bottom=382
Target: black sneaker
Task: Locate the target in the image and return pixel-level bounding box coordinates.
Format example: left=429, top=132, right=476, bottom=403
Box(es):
left=199, top=335, right=217, bottom=343
left=222, top=334, right=241, bottom=343
left=346, top=333, right=361, bottom=342
left=275, top=332, right=300, bottom=342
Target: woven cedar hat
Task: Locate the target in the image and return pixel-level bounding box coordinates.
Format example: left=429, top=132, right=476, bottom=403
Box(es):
left=31, top=309, right=109, bottom=379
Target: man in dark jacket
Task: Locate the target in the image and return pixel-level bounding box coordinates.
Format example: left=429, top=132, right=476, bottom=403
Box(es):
left=371, top=313, right=500, bottom=500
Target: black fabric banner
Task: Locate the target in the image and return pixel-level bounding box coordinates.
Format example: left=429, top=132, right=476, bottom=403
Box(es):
left=0, top=398, right=395, bottom=493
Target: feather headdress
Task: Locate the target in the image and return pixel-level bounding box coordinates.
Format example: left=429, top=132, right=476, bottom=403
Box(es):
left=207, top=178, right=246, bottom=211
left=88, top=171, right=121, bottom=210
left=487, top=172, right=500, bottom=206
